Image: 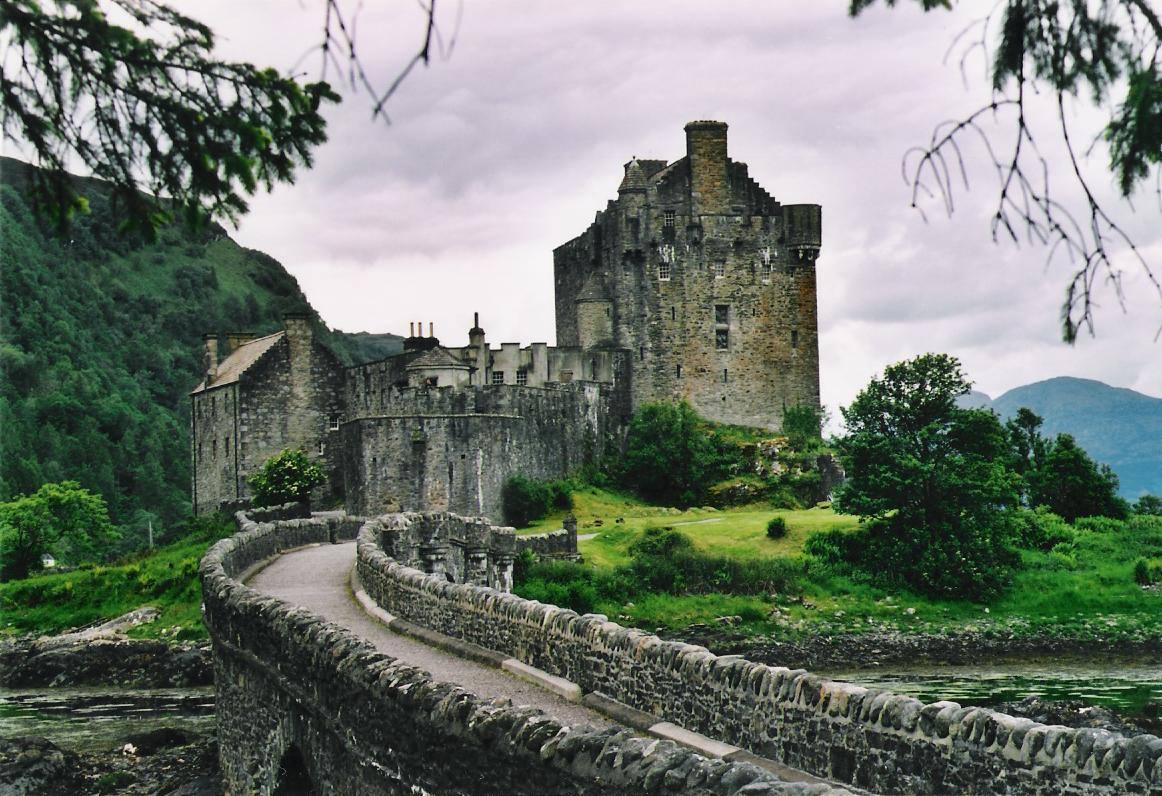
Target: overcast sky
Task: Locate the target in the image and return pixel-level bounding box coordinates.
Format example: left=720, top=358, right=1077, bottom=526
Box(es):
left=185, top=1, right=1161, bottom=414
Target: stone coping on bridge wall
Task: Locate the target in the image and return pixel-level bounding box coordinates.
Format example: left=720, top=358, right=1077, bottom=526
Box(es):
left=200, top=509, right=848, bottom=795
left=356, top=515, right=1162, bottom=796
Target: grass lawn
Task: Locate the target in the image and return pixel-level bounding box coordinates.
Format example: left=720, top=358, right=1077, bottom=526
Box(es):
left=517, top=487, right=1162, bottom=640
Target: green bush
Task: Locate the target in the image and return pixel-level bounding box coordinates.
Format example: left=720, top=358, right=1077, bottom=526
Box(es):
left=803, top=528, right=860, bottom=567
left=248, top=449, right=325, bottom=507
left=501, top=476, right=574, bottom=527
left=1014, top=506, right=1074, bottom=551
left=1074, top=516, right=1128, bottom=534
left=766, top=516, right=787, bottom=540
left=501, top=475, right=549, bottom=527
left=1134, top=557, right=1162, bottom=585
left=619, top=401, right=720, bottom=507
left=546, top=480, right=575, bottom=511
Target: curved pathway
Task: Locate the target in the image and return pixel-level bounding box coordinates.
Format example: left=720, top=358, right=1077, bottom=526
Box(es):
left=247, top=541, right=852, bottom=793
left=247, top=541, right=613, bottom=728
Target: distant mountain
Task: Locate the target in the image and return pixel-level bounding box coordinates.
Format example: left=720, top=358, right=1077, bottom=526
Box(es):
left=0, top=157, right=401, bottom=549
left=969, top=377, right=1162, bottom=499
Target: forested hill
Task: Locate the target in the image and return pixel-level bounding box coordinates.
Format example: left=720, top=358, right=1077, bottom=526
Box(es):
left=970, top=377, right=1162, bottom=499
left=0, top=157, right=401, bottom=551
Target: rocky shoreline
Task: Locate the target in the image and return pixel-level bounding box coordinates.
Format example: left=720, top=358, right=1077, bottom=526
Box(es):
left=1, top=627, right=219, bottom=795
left=1, top=731, right=221, bottom=796
left=0, top=635, right=212, bottom=689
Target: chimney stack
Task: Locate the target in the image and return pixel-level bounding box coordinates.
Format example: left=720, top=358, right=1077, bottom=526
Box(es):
left=225, top=332, right=256, bottom=353
left=202, top=334, right=219, bottom=384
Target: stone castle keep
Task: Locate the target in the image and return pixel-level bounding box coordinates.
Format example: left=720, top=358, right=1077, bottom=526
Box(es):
left=191, top=121, right=822, bottom=520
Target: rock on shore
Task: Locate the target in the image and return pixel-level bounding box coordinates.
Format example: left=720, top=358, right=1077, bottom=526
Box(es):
left=0, top=636, right=212, bottom=688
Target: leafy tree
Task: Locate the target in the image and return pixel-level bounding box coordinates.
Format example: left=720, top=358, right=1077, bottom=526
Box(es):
left=2, top=0, right=339, bottom=237
left=1006, top=407, right=1049, bottom=478
left=620, top=401, right=718, bottom=508
left=850, top=0, right=1162, bottom=341
left=1135, top=494, right=1162, bottom=516
left=0, top=481, right=117, bottom=579
left=1026, top=433, right=1129, bottom=522
left=836, top=353, right=1019, bottom=599
left=781, top=404, right=826, bottom=452
left=248, top=449, right=325, bottom=508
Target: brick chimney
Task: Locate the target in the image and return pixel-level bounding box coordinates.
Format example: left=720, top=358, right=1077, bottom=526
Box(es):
left=685, top=120, right=729, bottom=216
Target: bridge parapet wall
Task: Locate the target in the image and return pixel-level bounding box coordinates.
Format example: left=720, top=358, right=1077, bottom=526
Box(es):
left=357, top=520, right=1162, bottom=796
left=201, top=511, right=839, bottom=795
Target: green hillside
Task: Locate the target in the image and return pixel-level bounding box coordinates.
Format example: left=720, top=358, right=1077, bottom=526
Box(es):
left=0, top=158, right=400, bottom=553
left=987, top=378, right=1162, bottom=500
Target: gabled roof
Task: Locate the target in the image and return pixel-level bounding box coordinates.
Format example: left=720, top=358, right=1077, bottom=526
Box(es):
left=405, top=346, right=470, bottom=371
left=191, top=331, right=284, bottom=394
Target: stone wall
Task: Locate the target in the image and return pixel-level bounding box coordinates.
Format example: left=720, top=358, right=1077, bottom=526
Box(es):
left=339, top=383, right=626, bottom=523
left=356, top=522, right=1162, bottom=796
left=376, top=511, right=515, bottom=589
left=514, top=516, right=580, bottom=560
left=201, top=511, right=842, bottom=795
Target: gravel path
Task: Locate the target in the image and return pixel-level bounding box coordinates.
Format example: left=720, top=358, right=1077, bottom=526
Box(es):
left=246, top=542, right=614, bottom=729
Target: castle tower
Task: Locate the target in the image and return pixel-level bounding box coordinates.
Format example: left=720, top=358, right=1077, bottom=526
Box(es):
left=553, top=121, right=822, bottom=431
left=575, top=273, right=613, bottom=349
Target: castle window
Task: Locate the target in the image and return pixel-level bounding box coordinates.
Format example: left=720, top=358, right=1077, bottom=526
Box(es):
left=791, top=329, right=799, bottom=349
left=723, top=369, right=728, bottom=383
left=676, top=364, right=682, bottom=378
left=628, top=216, right=640, bottom=243
left=671, top=306, right=676, bottom=321
left=516, top=370, right=528, bottom=386
left=329, top=414, right=340, bottom=431
left=713, top=261, right=726, bottom=279
left=716, top=329, right=729, bottom=350
left=663, top=209, right=676, bottom=228
left=560, top=370, right=573, bottom=383
left=318, top=441, right=326, bottom=455
left=212, top=439, right=217, bottom=460
left=639, top=346, right=644, bottom=361
left=658, top=261, right=671, bottom=281
left=491, top=371, right=505, bottom=385
left=761, top=262, right=772, bottom=283
left=715, top=304, right=729, bottom=325
left=224, top=435, right=230, bottom=453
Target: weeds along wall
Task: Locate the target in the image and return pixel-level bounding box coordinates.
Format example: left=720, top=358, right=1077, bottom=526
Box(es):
left=201, top=510, right=837, bottom=796
left=356, top=520, right=1162, bottom=796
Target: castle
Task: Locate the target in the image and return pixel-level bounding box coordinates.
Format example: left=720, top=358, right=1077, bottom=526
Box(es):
left=191, top=121, right=822, bottom=521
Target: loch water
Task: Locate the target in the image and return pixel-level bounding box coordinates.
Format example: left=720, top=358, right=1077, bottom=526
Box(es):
left=0, top=687, right=215, bottom=752
left=819, top=663, right=1162, bottom=713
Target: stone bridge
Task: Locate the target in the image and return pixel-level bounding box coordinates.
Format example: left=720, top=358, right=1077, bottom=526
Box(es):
left=200, top=509, right=1162, bottom=795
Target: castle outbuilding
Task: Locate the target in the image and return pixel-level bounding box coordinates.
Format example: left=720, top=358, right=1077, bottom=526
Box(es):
left=191, top=122, right=821, bottom=521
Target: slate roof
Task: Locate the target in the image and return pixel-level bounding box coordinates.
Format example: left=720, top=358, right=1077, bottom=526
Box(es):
left=191, top=331, right=284, bottom=394
left=577, top=273, right=610, bottom=302
left=405, top=346, right=470, bottom=370
left=617, top=158, right=648, bottom=193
